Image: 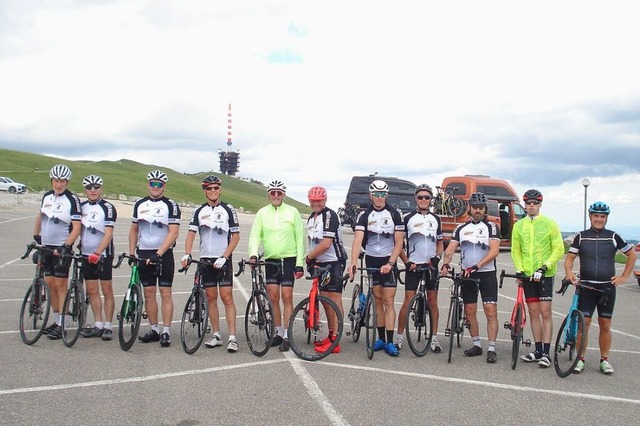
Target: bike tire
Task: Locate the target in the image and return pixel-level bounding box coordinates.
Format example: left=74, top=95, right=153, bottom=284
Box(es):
left=288, top=296, right=343, bottom=361
left=19, top=279, right=51, bottom=345
left=405, top=293, right=433, bottom=357
left=181, top=288, right=209, bottom=354
left=364, top=295, right=377, bottom=360
left=447, top=297, right=457, bottom=363
left=432, top=197, right=443, bottom=215
left=456, top=299, right=464, bottom=348
left=349, top=284, right=362, bottom=343
left=511, top=303, right=523, bottom=370
left=61, top=280, right=85, bottom=347
left=553, top=309, right=586, bottom=378
left=245, top=290, right=274, bottom=357
left=118, top=284, right=143, bottom=351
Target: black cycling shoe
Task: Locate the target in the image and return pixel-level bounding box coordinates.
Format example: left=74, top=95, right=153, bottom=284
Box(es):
left=138, top=329, right=160, bottom=343
left=271, top=335, right=283, bottom=347
left=160, top=332, right=171, bottom=347
left=464, top=345, right=483, bottom=357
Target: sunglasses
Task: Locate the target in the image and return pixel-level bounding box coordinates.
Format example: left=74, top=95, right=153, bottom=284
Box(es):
left=149, top=181, right=164, bottom=189
left=470, top=204, right=486, bottom=209
left=84, top=184, right=102, bottom=190
left=269, top=190, right=284, bottom=196
left=205, top=186, right=221, bottom=191
left=416, top=195, right=431, bottom=200
left=525, top=200, right=540, bottom=205
left=371, top=191, right=387, bottom=198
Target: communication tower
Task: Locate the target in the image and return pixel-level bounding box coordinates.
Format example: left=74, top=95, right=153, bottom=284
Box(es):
left=218, top=103, right=240, bottom=175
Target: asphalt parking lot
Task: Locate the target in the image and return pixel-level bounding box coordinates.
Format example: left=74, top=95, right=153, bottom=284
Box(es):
left=1, top=204, right=640, bottom=426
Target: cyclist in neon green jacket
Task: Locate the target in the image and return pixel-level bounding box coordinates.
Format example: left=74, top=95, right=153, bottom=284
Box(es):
left=248, top=180, right=305, bottom=352
left=510, top=189, right=564, bottom=368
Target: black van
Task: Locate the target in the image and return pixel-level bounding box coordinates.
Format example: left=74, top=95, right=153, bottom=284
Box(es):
left=339, top=175, right=417, bottom=228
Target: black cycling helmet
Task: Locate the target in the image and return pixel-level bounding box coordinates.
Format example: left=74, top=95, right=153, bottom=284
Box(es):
left=201, top=175, right=221, bottom=189
left=523, top=189, right=543, bottom=202
left=414, top=184, right=433, bottom=196
left=468, top=192, right=487, bottom=206
left=588, top=201, right=610, bottom=215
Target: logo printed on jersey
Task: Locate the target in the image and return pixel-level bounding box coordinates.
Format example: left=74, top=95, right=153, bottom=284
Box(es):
left=54, top=203, right=64, bottom=213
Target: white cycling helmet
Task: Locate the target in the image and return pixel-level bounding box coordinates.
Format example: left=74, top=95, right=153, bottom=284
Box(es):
left=82, top=175, right=103, bottom=187
left=147, top=170, right=168, bottom=182
left=50, top=164, right=72, bottom=180
left=369, top=179, right=389, bottom=193
left=267, top=180, right=286, bottom=192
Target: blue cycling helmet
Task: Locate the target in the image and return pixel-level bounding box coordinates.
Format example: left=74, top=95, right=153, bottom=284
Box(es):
left=588, top=201, right=610, bottom=215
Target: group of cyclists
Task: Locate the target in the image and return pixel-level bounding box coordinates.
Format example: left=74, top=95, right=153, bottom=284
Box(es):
left=31, top=164, right=637, bottom=374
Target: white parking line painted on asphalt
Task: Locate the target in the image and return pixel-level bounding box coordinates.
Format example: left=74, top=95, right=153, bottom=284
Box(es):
left=0, top=257, right=21, bottom=269
left=0, top=359, right=289, bottom=396
left=320, top=361, right=640, bottom=405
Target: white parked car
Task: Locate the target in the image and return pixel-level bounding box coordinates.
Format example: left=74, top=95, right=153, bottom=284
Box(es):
left=0, top=177, right=27, bottom=194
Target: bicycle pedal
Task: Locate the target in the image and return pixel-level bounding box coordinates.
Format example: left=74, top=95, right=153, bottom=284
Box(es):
left=206, top=326, right=211, bottom=334
left=116, top=313, right=121, bottom=320
left=142, top=312, right=148, bottom=319
left=524, top=339, right=531, bottom=347
left=503, top=321, right=512, bottom=330
left=444, top=329, right=451, bottom=337
left=345, top=331, right=351, bottom=336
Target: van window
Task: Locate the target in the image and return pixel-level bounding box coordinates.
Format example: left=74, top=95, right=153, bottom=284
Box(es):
left=513, top=203, right=526, bottom=219
left=345, top=175, right=417, bottom=215
left=476, top=185, right=516, bottom=199
left=445, top=182, right=466, bottom=196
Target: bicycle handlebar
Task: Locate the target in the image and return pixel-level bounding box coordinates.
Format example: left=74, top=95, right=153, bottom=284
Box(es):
left=499, top=269, right=528, bottom=288
left=234, top=256, right=281, bottom=277
left=21, top=242, right=56, bottom=260
left=178, top=258, right=213, bottom=274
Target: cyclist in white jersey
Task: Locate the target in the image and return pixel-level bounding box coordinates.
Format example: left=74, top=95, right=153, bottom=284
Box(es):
left=441, top=192, right=500, bottom=363
left=182, top=176, right=241, bottom=352
left=34, top=164, right=82, bottom=340
left=129, top=170, right=181, bottom=348
left=78, top=175, right=117, bottom=341
left=348, top=180, right=405, bottom=357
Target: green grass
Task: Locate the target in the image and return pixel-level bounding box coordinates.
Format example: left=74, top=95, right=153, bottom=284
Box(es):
left=0, top=148, right=311, bottom=214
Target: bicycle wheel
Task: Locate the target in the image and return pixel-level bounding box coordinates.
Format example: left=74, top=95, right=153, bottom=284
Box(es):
left=553, top=310, right=586, bottom=378
left=181, top=288, right=209, bottom=354
left=118, top=284, right=143, bottom=351
left=364, top=295, right=377, bottom=360
left=405, top=293, right=433, bottom=357
left=450, top=198, right=466, bottom=218
left=511, top=304, right=523, bottom=370
left=446, top=297, right=457, bottom=363
left=61, top=280, right=85, bottom=347
left=289, top=296, right=343, bottom=361
left=19, top=279, right=51, bottom=345
left=456, top=299, right=465, bottom=348
left=349, top=284, right=362, bottom=343
left=245, top=290, right=274, bottom=357
left=431, top=197, right=443, bottom=215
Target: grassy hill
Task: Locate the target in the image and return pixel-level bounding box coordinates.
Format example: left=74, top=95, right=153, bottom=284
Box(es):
left=0, top=148, right=311, bottom=214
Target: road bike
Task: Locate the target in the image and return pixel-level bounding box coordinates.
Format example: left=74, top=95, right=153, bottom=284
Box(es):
left=553, top=277, right=608, bottom=378
left=355, top=266, right=379, bottom=360
left=288, top=265, right=347, bottom=361
left=432, top=185, right=466, bottom=218
left=178, top=258, right=213, bottom=354
left=19, top=243, right=53, bottom=345
left=59, top=252, right=92, bottom=347
left=113, top=253, right=150, bottom=351
left=442, top=270, right=477, bottom=363
left=346, top=253, right=367, bottom=344
left=499, top=270, right=532, bottom=369
left=235, top=254, right=277, bottom=356
left=397, top=264, right=435, bottom=357
left=337, top=202, right=363, bottom=231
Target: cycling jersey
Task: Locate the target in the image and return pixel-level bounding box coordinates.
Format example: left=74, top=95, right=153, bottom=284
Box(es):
left=451, top=219, right=499, bottom=272
left=354, top=204, right=404, bottom=258
left=306, top=207, right=347, bottom=263
left=188, top=202, right=240, bottom=258
left=403, top=210, right=442, bottom=263
left=569, top=228, right=633, bottom=284
left=132, top=196, right=181, bottom=250
left=80, top=199, right=117, bottom=257
left=39, top=189, right=82, bottom=246
left=248, top=202, right=305, bottom=267
left=511, top=214, right=564, bottom=276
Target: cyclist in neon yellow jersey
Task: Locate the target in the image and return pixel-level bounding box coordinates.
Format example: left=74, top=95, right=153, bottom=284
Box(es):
left=248, top=180, right=305, bottom=352
left=511, top=189, right=564, bottom=368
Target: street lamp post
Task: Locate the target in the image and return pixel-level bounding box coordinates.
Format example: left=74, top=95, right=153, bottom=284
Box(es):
left=582, top=178, right=590, bottom=230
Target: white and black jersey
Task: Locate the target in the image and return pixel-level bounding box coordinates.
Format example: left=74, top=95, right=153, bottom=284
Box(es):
left=188, top=202, right=240, bottom=258
left=452, top=219, right=499, bottom=271
left=306, top=207, right=347, bottom=263
left=132, top=196, right=181, bottom=250
left=403, top=211, right=442, bottom=263
left=80, top=199, right=117, bottom=257
left=354, top=204, right=405, bottom=258
left=39, top=190, right=82, bottom=246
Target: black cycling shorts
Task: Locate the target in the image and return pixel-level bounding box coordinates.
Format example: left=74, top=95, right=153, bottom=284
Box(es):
left=461, top=271, right=498, bottom=304
left=523, top=276, right=554, bottom=303
left=316, top=261, right=345, bottom=293
left=265, top=257, right=296, bottom=288
left=137, top=249, right=175, bottom=287
left=365, top=255, right=396, bottom=288
left=41, top=246, right=71, bottom=279
left=404, top=266, right=438, bottom=292
left=578, top=282, right=616, bottom=319
left=82, top=256, right=113, bottom=281
left=200, top=257, right=233, bottom=288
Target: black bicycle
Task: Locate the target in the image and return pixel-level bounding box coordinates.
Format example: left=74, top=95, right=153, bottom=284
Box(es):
left=178, top=258, right=213, bottom=354
left=60, top=252, right=92, bottom=348
left=398, top=264, right=435, bottom=357
left=235, top=254, right=277, bottom=356
left=19, top=243, right=53, bottom=345
left=442, top=270, right=478, bottom=363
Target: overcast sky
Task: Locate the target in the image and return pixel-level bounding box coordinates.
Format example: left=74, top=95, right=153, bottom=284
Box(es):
left=1, top=1, right=639, bottom=239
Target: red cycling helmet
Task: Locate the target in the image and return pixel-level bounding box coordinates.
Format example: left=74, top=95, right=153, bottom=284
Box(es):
left=308, top=186, right=327, bottom=201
